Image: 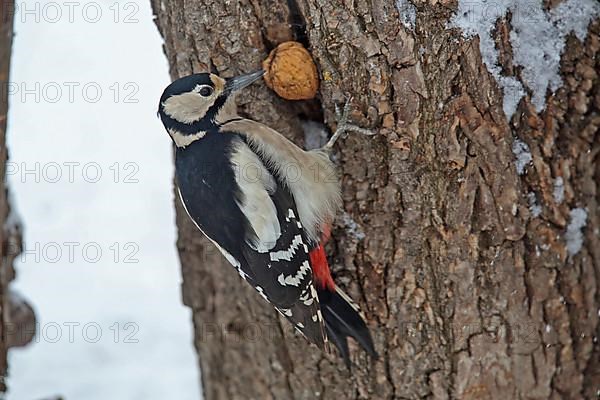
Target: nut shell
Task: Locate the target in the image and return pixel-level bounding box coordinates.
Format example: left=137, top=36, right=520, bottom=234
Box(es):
left=263, top=41, right=319, bottom=100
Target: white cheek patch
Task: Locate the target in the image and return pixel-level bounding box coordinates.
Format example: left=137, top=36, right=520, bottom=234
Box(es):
left=162, top=92, right=215, bottom=124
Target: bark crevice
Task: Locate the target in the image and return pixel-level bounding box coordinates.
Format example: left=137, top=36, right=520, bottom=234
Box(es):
left=151, top=1, right=600, bottom=398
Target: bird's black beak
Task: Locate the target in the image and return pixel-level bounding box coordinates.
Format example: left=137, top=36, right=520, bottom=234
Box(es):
left=225, top=70, right=264, bottom=94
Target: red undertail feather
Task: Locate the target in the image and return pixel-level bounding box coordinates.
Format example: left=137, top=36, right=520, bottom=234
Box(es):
left=309, top=225, right=378, bottom=367
left=309, top=244, right=335, bottom=291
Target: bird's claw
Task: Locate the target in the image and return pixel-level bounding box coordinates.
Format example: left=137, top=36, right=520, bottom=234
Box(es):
left=323, top=96, right=376, bottom=151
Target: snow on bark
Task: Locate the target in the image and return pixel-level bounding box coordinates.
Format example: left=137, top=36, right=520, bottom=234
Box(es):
left=527, top=192, right=542, bottom=218
left=395, top=0, right=416, bottom=30
left=449, top=0, right=600, bottom=118
left=512, top=138, right=532, bottom=175
left=553, top=177, right=565, bottom=205
left=566, top=207, right=587, bottom=257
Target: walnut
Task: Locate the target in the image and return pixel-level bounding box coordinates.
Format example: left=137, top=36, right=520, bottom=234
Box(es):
left=263, top=41, right=319, bottom=100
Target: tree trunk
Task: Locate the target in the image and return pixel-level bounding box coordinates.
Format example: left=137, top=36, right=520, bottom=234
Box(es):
left=152, top=1, right=599, bottom=398
left=0, top=0, right=36, bottom=392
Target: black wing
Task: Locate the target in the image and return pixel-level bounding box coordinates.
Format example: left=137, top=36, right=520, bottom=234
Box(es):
left=175, top=131, right=327, bottom=348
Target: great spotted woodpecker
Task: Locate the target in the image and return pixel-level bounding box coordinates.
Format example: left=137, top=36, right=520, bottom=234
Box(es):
left=158, top=70, right=377, bottom=366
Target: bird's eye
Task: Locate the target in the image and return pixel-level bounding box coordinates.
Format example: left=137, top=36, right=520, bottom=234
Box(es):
left=199, top=86, right=213, bottom=97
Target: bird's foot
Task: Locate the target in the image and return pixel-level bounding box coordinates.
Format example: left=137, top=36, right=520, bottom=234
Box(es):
left=322, top=96, right=376, bottom=151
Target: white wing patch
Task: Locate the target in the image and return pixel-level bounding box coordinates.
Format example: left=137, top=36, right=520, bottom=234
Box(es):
left=277, top=260, right=311, bottom=287
left=275, top=280, right=324, bottom=340
left=221, top=119, right=342, bottom=244
left=270, top=234, right=304, bottom=262
left=230, top=141, right=281, bottom=253
left=299, top=283, right=316, bottom=306
left=255, top=286, right=270, bottom=303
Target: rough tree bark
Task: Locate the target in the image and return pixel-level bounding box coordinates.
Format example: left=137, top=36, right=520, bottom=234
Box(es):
left=0, top=0, right=36, bottom=392
left=152, top=1, right=599, bottom=398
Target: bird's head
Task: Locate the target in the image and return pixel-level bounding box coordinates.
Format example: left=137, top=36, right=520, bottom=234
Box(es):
left=158, top=70, right=264, bottom=147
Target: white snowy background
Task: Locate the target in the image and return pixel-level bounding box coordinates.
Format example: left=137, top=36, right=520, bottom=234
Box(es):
left=5, top=0, right=201, bottom=399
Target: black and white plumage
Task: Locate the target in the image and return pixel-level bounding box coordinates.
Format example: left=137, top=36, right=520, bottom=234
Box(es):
left=158, top=71, right=376, bottom=363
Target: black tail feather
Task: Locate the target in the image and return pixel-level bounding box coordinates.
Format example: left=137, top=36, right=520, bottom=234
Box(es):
left=325, top=323, right=351, bottom=369
left=317, top=286, right=377, bottom=365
